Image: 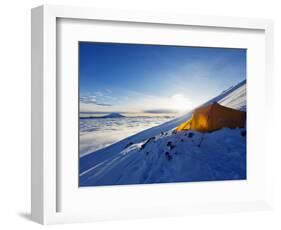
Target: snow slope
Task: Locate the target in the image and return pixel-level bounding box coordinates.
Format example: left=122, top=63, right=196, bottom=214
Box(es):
left=80, top=80, right=246, bottom=186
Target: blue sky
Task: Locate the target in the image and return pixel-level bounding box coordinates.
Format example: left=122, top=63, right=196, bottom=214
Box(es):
left=79, top=42, right=246, bottom=115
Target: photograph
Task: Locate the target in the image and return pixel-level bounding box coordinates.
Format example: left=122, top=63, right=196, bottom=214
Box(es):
left=79, top=42, right=247, bottom=187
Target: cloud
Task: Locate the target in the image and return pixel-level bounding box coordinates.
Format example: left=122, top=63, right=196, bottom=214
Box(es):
left=94, top=91, right=104, bottom=97
left=80, top=96, right=112, bottom=106
left=94, top=102, right=112, bottom=106
left=80, top=115, right=173, bottom=155
left=143, top=109, right=178, bottom=114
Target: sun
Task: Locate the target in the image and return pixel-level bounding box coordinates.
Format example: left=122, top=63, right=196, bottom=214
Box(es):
left=171, top=94, right=193, bottom=112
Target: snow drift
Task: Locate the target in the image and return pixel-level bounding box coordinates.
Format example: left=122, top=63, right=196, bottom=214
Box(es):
left=80, top=80, right=246, bottom=186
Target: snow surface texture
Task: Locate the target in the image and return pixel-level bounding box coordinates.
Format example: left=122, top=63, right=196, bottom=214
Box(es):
left=80, top=80, right=247, bottom=186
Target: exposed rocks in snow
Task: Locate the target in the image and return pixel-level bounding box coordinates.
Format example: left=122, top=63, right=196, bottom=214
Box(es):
left=241, top=130, right=246, bottom=137
left=124, top=142, right=134, bottom=149
left=140, top=136, right=156, bottom=150
left=166, top=141, right=176, bottom=150
left=188, top=132, right=194, bottom=138
left=165, top=152, right=173, bottom=161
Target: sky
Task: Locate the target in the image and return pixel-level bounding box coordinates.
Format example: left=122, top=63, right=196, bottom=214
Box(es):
left=79, top=42, right=246, bottom=116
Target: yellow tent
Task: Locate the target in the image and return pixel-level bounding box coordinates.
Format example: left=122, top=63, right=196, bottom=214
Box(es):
left=176, top=102, right=246, bottom=132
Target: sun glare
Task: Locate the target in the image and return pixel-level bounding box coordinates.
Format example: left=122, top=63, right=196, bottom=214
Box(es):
left=171, top=94, right=193, bottom=111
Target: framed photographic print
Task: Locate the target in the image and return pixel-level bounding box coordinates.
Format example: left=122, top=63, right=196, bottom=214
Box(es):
left=31, top=5, right=274, bottom=225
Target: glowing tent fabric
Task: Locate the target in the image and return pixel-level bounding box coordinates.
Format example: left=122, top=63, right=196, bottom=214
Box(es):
left=176, top=102, right=246, bottom=132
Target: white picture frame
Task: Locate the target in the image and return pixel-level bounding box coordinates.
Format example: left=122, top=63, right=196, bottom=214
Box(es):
left=31, top=5, right=274, bottom=225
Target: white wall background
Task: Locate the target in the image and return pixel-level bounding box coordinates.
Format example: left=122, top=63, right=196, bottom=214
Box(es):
left=0, top=0, right=280, bottom=229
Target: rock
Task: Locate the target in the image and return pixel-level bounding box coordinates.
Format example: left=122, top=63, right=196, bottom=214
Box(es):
left=124, top=142, right=133, bottom=149
left=188, top=132, right=194, bottom=138
left=241, top=130, right=246, bottom=137
left=140, top=137, right=156, bottom=150
left=165, top=152, right=173, bottom=161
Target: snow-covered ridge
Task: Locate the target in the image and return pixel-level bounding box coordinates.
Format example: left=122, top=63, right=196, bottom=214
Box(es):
left=218, top=82, right=246, bottom=111
left=80, top=80, right=247, bottom=186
